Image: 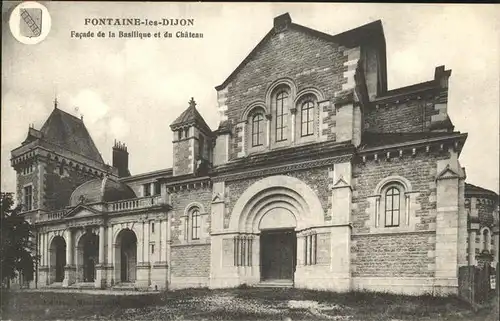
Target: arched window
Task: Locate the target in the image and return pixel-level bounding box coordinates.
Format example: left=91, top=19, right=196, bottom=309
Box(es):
left=275, top=91, right=288, bottom=142
left=482, top=228, right=491, bottom=252
left=251, top=114, right=264, bottom=146
left=301, top=101, right=314, bottom=137
left=385, top=187, right=401, bottom=227
left=191, top=209, right=201, bottom=240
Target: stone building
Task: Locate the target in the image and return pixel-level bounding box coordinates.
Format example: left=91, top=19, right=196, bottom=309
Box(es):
left=11, top=13, right=499, bottom=295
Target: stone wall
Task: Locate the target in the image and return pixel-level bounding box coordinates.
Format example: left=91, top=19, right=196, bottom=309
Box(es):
left=170, top=244, right=211, bottom=278
left=173, top=139, right=192, bottom=176
left=169, top=186, right=212, bottom=242
left=364, top=97, right=437, bottom=133
left=352, top=233, right=435, bottom=277
left=16, top=163, right=39, bottom=209
left=219, top=27, right=349, bottom=160
left=43, top=158, right=96, bottom=210
left=351, top=150, right=450, bottom=277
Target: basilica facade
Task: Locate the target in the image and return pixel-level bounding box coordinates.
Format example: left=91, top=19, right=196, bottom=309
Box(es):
left=11, top=13, right=498, bottom=295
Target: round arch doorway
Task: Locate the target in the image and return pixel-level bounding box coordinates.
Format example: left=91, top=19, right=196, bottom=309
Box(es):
left=77, top=232, right=99, bottom=283
left=115, top=229, right=137, bottom=283
left=259, top=207, right=297, bottom=282
left=49, top=236, right=66, bottom=283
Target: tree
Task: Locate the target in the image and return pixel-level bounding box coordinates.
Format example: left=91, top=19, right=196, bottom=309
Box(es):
left=0, top=192, right=37, bottom=288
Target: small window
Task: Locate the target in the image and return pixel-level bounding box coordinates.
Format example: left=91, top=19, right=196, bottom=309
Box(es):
left=144, top=184, right=151, bottom=196
left=300, top=101, right=314, bottom=137
left=385, top=187, right=401, bottom=227
left=191, top=209, right=200, bottom=240
left=24, top=185, right=33, bottom=211
left=251, top=114, right=264, bottom=147
left=59, top=163, right=64, bottom=176
left=151, top=222, right=155, bottom=234
left=184, top=127, right=189, bottom=138
left=177, top=130, right=182, bottom=140
left=199, top=135, right=205, bottom=158
left=154, top=182, right=161, bottom=195
left=482, top=228, right=491, bottom=252
left=151, top=244, right=155, bottom=254
left=275, top=91, right=288, bottom=142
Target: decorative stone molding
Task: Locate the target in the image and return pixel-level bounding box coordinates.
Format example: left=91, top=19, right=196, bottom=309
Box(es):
left=212, top=155, right=352, bottom=183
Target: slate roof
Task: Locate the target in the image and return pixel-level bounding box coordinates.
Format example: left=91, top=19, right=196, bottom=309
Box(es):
left=69, top=176, right=137, bottom=206
left=39, top=107, right=104, bottom=163
left=170, top=98, right=211, bottom=133
left=359, top=131, right=466, bottom=151
left=465, top=183, right=498, bottom=199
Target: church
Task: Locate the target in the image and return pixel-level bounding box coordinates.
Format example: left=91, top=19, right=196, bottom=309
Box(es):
left=11, top=13, right=498, bottom=295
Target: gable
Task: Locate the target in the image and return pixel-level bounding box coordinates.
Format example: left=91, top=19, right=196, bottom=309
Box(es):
left=220, top=26, right=345, bottom=123
left=63, top=205, right=101, bottom=218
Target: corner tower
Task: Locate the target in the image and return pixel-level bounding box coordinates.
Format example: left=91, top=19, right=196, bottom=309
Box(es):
left=10, top=100, right=112, bottom=213
left=170, top=98, right=213, bottom=177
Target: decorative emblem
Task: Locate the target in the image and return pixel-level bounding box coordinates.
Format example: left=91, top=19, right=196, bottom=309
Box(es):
left=78, top=195, right=87, bottom=204
left=9, top=1, right=52, bottom=45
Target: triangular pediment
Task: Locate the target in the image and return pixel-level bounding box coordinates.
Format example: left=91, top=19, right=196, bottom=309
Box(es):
left=436, top=165, right=460, bottom=180
left=215, top=16, right=385, bottom=91
left=334, top=176, right=349, bottom=187
left=63, top=204, right=101, bottom=218
left=212, top=192, right=223, bottom=203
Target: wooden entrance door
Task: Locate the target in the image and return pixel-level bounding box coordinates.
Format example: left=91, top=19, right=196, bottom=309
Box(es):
left=260, top=229, right=296, bottom=280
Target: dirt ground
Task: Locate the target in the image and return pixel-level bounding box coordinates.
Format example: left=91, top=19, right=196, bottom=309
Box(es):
left=1, top=287, right=498, bottom=321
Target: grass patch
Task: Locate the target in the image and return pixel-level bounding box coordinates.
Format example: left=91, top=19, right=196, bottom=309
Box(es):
left=1, top=288, right=495, bottom=321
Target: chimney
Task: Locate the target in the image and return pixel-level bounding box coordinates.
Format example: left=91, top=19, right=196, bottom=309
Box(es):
left=274, top=13, right=292, bottom=32
left=112, top=140, right=130, bottom=178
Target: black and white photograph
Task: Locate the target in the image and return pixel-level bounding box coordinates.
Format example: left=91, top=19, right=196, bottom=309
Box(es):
left=1, top=2, right=499, bottom=320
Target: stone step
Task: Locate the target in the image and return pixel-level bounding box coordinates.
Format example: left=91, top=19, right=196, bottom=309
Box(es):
left=253, top=280, right=294, bottom=288
left=69, top=282, right=96, bottom=289
left=112, top=283, right=139, bottom=291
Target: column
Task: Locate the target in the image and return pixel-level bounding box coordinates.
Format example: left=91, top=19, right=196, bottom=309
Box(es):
left=266, top=115, right=271, bottom=147
left=468, top=229, right=477, bottom=266
left=493, top=228, right=499, bottom=267
left=143, top=221, right=150, bottom=263
left=99, top=226, right=105, bottom=264
left=155, top=220, right=161, bottom=263
left=136, top=220, right=151, bottom=288
left=326, top=162, right=352, bottom=291
left=38, top=232, right=48, bottom=287
left=152, top=219, right=168, bottom=290
left=107, top=225, right=114, bottom=286
left=434, top=160, right=461, bottom=295
left=290, top=108, right=296, bottom=143
left=95, top=225, right=106, bottom=288
left=62, top=228, right=75, bottom=287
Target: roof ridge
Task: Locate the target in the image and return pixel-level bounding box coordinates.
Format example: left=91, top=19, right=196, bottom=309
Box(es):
left=54, top=106, right=83, bottom=122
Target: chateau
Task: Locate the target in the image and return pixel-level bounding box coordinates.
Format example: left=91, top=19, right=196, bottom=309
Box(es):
left=11, top=13, right=499, bottom=295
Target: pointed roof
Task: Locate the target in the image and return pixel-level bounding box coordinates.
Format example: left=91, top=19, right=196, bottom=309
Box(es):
left=170, top=97, right=212, bottom=133
left=39, top=106, right=104, bottom=163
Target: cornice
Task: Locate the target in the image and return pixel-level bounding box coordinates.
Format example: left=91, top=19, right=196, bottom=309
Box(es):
left=212, top=155, right=352, bottom=183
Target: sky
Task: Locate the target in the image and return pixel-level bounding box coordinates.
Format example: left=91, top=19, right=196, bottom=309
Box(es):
left=1, top=2, right=499, bottom=194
